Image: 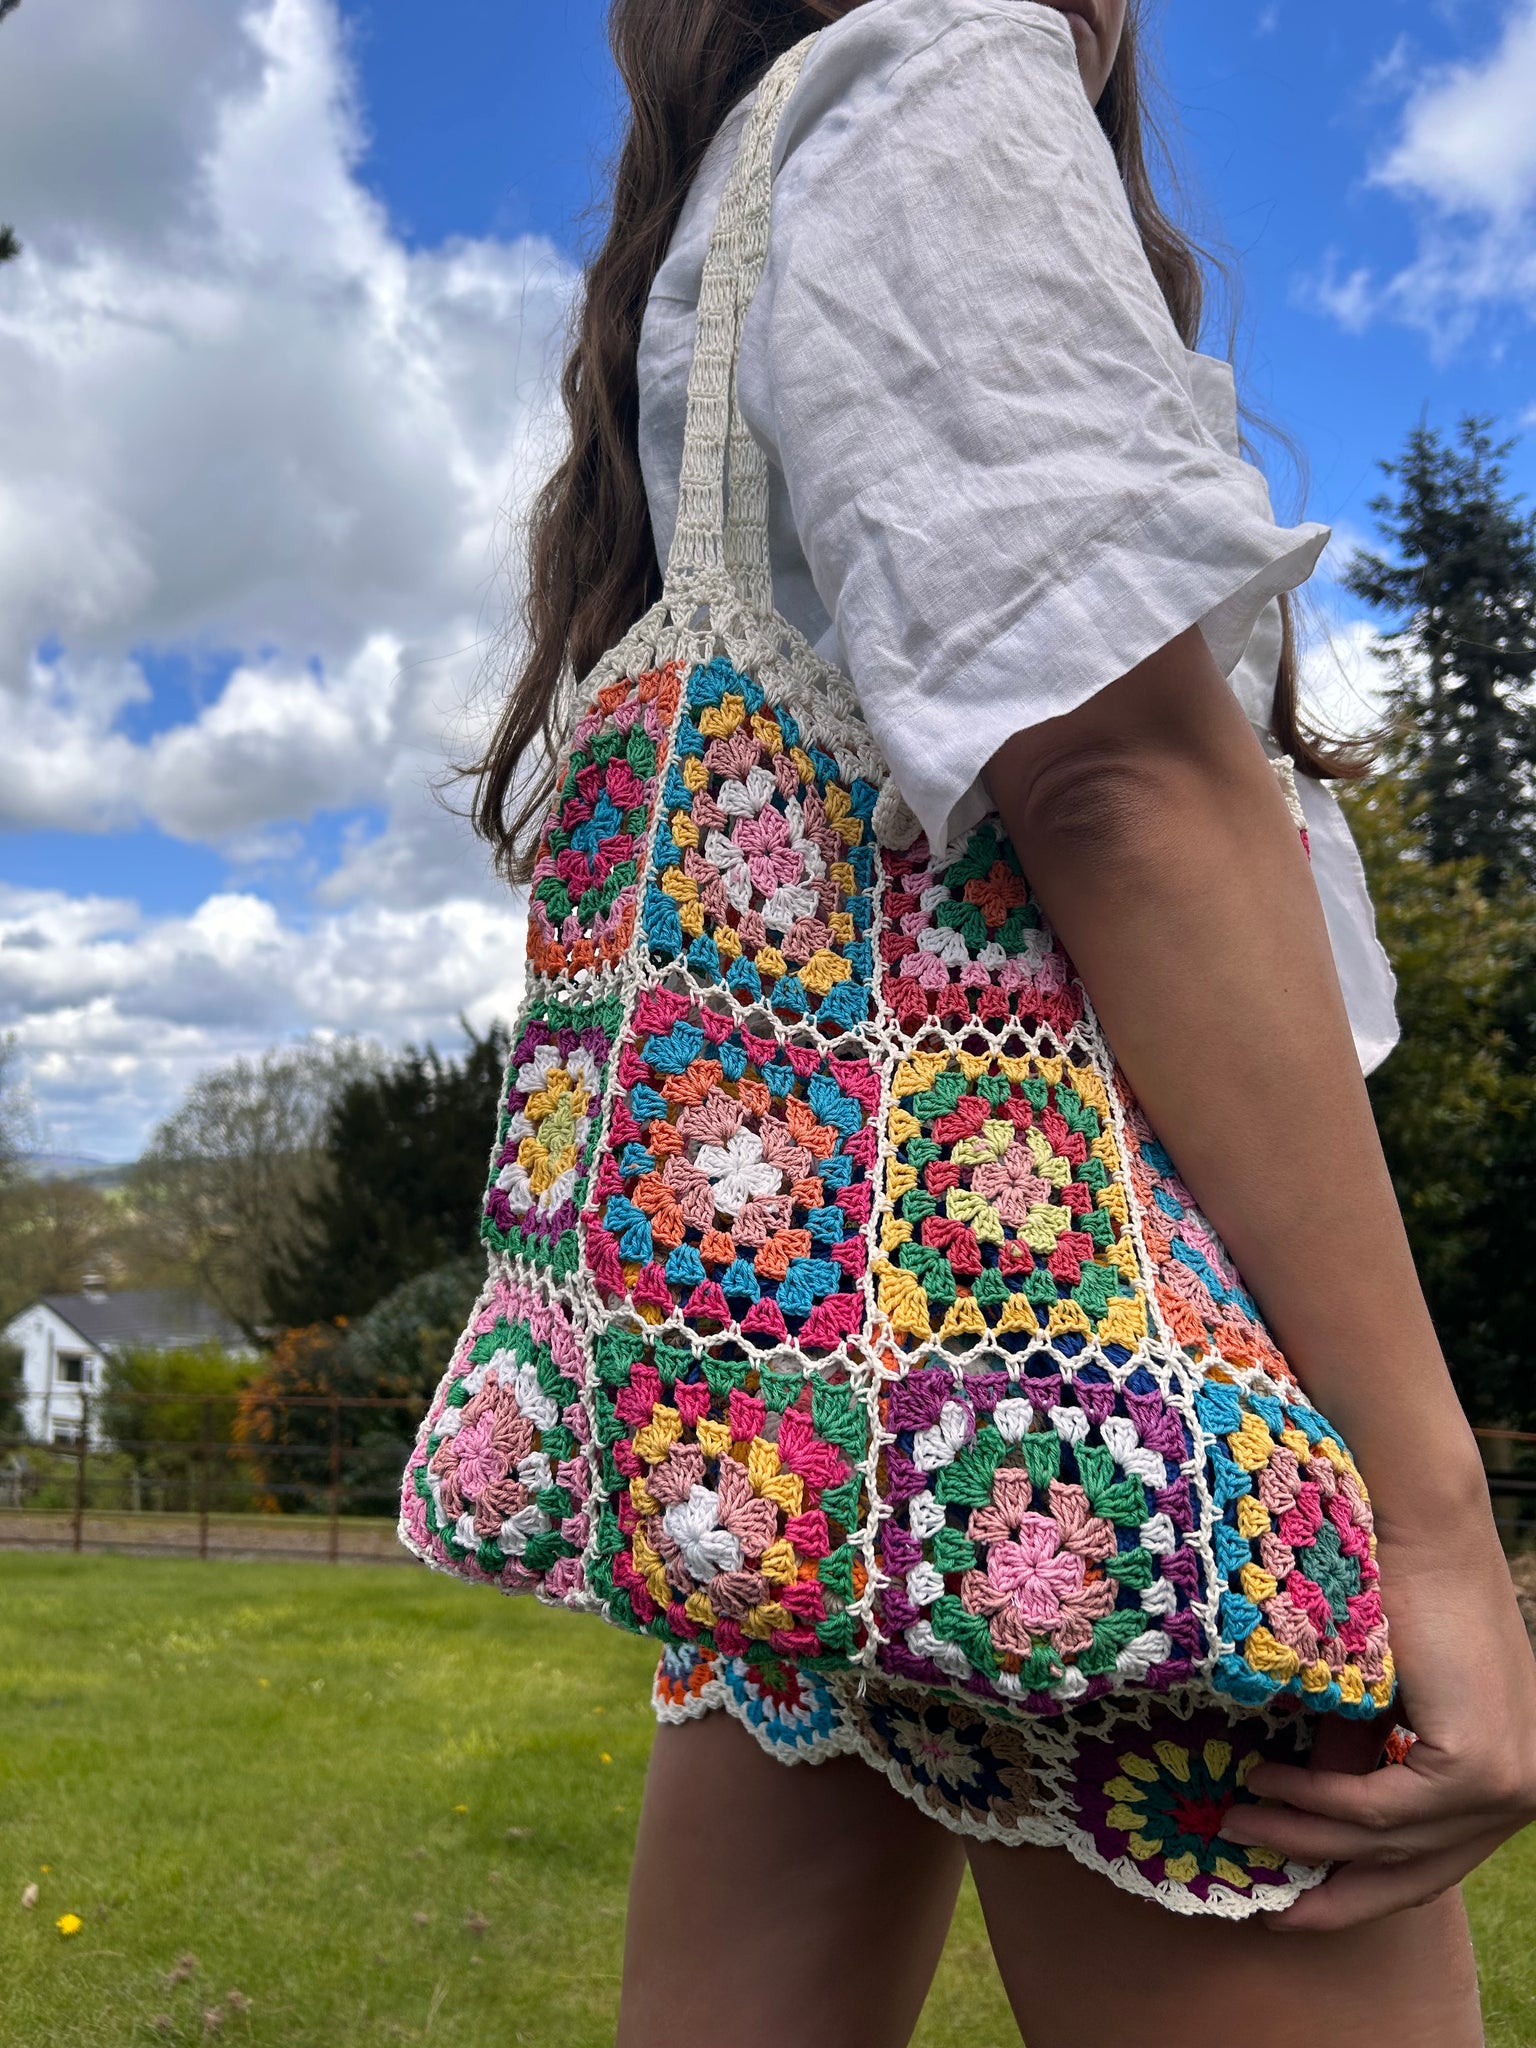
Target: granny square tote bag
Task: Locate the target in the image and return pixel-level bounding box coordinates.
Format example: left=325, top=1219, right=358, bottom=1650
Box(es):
left=400, top=37, right=1394, bottom=1741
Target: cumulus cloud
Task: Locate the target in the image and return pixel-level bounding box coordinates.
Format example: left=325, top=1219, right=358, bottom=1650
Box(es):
left=1375, top=6, right=1536, bottom=221
left=1305, top=1, right=1536, bottom=350
left=1305, top=256, right=1376, bottom=338
left=0, top=882, right=528, bottom=1160
left=0, top=0, right=573, bottom=686
left=0, top=0, right=572, bottom=1153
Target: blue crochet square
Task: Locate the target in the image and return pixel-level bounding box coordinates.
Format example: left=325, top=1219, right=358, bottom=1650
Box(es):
left=642, top=657, right=877, bottom=1035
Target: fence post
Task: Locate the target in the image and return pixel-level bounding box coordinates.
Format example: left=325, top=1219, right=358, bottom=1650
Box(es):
left=327, top=1397, right=341, bottom=1563
left=73, top=1395, right=89, bottom=1553
left=198, top=1399, right=212, bottom=1561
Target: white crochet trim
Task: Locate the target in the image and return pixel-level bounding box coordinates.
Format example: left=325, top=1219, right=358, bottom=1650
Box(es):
left=655, top=1659, right=1329, bottom=1920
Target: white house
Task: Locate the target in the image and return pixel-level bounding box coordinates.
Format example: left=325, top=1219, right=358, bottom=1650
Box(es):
left=2, top=1287, right=250, bottom=1446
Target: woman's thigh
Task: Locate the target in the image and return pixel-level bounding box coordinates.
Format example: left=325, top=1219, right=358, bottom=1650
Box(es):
left=967, top=1840, right=1483, bottom=2048
left=617, top=1713, right=968, bottom=2048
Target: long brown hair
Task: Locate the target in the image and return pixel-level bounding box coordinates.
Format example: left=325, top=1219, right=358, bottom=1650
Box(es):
left=474, top=0, right=1356, bottom=883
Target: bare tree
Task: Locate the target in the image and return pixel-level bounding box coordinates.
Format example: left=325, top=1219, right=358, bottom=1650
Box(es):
left=129, top=1039, right=382, bottom=1343
left=0, top=1037, right=126, bottom=1324
left=0, top=1036, right=39, bottom=1185
left=0, top=1178, right=127, bottom=1323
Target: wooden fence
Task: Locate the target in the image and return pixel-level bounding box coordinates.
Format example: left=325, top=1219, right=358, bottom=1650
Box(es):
left=1, top=1393, right=1532, bottom=1565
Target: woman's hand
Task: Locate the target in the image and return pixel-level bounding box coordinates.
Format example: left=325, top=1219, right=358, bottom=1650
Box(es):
left=1221, top=1517, right=1536, bottom=1931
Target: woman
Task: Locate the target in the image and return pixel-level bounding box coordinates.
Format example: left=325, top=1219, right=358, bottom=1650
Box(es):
left=475, top=2, right=1536, bottom=2040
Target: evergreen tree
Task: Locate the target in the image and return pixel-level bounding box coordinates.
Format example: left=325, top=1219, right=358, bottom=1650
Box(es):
left=1348, top=782, right=1515, bottom=1309
left=1346, top=777, right=1536, bottom=1427
left=1440, top=926, right=1536, bottom=1430
left=1346, top=416, right=1536, bottom=892
left=263, top=1024, right=508, bottom=1327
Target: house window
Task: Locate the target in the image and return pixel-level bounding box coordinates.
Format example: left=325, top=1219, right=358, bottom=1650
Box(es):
left=57, top=1354, right=88, bottom=1385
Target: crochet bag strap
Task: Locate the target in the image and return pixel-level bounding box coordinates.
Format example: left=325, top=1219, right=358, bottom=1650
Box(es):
left=662, top=35, right=815, bottom=616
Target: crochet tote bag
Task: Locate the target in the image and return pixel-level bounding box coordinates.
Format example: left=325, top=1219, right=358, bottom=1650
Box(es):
left=399, top=38, right=1394, bottom=1735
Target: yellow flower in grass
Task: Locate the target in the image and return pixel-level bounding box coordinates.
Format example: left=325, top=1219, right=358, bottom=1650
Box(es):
left=56, top=1913, right=83, bottom=1937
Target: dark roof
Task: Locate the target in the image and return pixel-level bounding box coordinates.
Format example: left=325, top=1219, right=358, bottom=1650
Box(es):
left=38, top=1291, right=248, bottom=1352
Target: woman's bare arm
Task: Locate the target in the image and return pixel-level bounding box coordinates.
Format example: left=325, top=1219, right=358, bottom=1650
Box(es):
left=984, top=623, right=1536, bottom=1928
left=987, top=625, right=1472, bottom=1519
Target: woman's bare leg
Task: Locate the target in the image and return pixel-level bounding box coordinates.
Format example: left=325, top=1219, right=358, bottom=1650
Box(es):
left=967, top=1840, right=1483, bottom=2048
left=617, top=1713, right=968, bottom=2048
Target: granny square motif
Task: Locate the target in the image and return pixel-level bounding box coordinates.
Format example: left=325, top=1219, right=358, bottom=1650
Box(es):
left=402, top=639, right=1394, bottom=1738
left=643, top=655, right=878, bottom=1031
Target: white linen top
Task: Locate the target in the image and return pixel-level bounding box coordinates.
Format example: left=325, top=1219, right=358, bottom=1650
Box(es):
left=636, top=0, right=1398, bottom=1072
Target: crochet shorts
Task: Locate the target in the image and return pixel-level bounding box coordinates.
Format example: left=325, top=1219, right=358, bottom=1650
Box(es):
left=652, top=1642, right=1357, bottom=1919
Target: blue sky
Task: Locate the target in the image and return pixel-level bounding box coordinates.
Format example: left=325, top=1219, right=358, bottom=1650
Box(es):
left=345, top=0, right=1536, bottom=518
left=0, top=0, right=1533, bottom=1158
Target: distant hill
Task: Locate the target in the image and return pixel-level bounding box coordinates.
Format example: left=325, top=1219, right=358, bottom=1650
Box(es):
left=17, top=1153, right=135, bottom=1191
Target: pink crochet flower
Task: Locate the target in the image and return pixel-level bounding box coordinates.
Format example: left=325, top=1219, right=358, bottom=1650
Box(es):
left=962, top=1511, right=1117, bottom=1657
left=645, top=1441, right=707, bottom=1507
left=714, top=1454, right=779, bottom=1557
left=970, top=1143, right=1053, bottom=1224
left=966, top=1467, right=1035, bottom=1544
left=451, top=1408, right=511, bottom=1503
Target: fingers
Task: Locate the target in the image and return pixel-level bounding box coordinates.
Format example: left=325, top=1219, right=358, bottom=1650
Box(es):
left=1241, top=1755, right=1433, bottom=1829
left=1226, top=1734, right=1520, bottom=1879
left=1220, top=1795, right=1467, bottom=1868
left=1261, top=1834, right=1498, bottom=1934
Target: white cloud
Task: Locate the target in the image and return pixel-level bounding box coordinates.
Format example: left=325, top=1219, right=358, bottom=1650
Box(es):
left=0, top=0, right=573, bottom=1154
left=1315, top=519, right=1373, bottom=588
left=0, top=0, right=574, bottom=695
left=1374, top=5, right=1536, bottom=221
left=0, top=0, right=261, bottom=254
left=1304, top=255, right=1378, bottom=336
left=0, top=882, right=528, bottom=1161
left=1308, top=2, right=1536, bottom=350
left=1363, top=34, right=1415, bottom=103
left=1299, top=611, right=1393, bottom=745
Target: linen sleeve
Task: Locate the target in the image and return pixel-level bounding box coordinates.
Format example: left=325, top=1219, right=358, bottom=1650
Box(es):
left=736, top=0, right=1330, bottom=859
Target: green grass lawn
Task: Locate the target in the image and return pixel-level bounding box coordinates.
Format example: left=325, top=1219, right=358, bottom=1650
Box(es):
left=2, top=1553, right=1532, bottom=2048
